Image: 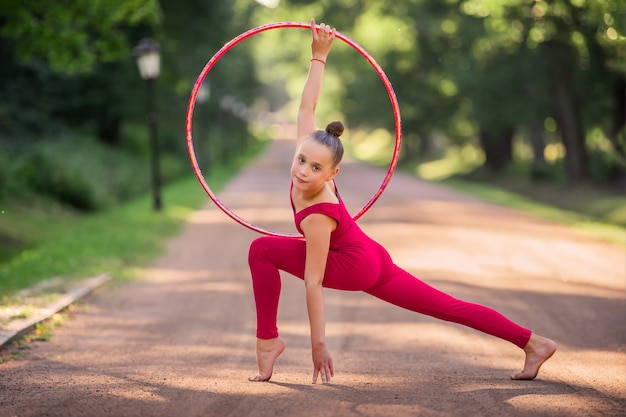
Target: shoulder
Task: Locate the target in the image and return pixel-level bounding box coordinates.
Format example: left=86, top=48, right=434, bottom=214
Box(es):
left=301, top=213, right=335, bottom=251
left=300, top=211, right=337, bottom=238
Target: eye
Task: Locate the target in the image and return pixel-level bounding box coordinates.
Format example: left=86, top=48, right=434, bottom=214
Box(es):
left=312, top=165, right=321, bottom=172
left=298, top=157, right=305, bottom=163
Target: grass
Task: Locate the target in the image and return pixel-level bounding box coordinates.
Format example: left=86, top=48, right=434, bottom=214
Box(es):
left=403, top=146, right=626, bottom=248
left=0, top=140, right=268, bottom=300
left=0, top=177, right=204, bottom=298
left=439, top=178, right=625, bottom=247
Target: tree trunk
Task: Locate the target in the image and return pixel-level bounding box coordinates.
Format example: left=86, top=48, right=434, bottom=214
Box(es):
left=552, top=73, right=589, bottom=183
left=529, top=124, right=545, bottom=164
left=544, top=40, right=589, bottom=184
left=528, top=124, right=554, bottom=181
left=609, top=76, right=625, bottom=157
left=479, top=128, right=514, bottom=172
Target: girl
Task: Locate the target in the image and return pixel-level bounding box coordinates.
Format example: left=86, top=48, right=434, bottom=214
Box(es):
left=247, top=18, right=556, bottom=384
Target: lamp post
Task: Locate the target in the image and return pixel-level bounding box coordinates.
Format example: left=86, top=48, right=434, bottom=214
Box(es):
left=133, top=38, right=162, bottom=211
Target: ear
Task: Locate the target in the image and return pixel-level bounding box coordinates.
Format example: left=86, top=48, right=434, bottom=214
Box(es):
left=327, top=166, right=340, bottom=181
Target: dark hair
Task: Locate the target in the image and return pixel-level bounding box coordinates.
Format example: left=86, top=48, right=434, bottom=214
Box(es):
left=310, top=121, right=344, bottom=167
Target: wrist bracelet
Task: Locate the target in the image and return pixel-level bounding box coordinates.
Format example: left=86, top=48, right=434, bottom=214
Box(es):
left=311, top=58, right=326, bottom=65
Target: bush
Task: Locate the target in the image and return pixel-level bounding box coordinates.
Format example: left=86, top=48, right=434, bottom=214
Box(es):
left=7, top=134, right=188, bottom=211
left=588, top=149, right=625, bottom=184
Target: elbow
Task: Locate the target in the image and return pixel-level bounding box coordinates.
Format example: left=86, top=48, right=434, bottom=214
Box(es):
left=304, top=278, right=323, bottom=291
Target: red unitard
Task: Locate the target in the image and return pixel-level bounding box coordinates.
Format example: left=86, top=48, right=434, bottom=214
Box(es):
left=248, top=184, right=532, bottom=348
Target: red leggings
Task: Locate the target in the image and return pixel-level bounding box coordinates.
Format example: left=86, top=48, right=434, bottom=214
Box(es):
left=248, top=236, right=531, bottom=348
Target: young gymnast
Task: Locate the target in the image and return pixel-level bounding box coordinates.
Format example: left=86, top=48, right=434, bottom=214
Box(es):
left=247, top=18, right=556, bottom=384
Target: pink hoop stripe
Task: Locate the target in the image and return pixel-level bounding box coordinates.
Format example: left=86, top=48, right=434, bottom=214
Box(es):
left=185, top=21, right=402, bottom=237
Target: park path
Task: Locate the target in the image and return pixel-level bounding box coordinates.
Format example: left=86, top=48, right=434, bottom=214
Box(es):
left=1, top=137, right=625, bottom=417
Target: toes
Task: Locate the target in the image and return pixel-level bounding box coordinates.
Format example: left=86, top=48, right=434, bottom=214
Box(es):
left=510, top=371, right=536, bottom=380
left=248, top=374, right=271, bottom=382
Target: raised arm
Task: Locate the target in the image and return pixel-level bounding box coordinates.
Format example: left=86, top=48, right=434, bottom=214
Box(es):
left=296, top=18, right=335, bottom=147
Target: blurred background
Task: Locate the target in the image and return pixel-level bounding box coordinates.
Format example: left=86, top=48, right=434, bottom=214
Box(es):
left=0, top=0, right=624, bottom=294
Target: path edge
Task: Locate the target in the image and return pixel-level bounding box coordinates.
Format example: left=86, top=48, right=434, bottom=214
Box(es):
left=0, top=273, right=112, bottom=348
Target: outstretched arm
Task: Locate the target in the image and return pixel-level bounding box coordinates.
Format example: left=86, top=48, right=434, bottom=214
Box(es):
left=297, top=18, right=335, bottom=147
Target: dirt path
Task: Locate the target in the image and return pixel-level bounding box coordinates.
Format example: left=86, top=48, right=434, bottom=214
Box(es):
left=1, top=138, right=624, bottom=417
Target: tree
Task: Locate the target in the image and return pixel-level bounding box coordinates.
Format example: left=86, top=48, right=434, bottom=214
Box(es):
left=0, top=0, right=161, bottom=75
left=458, top=0, right=624, bottom=183
left=0, top=0, right=161, bottom=141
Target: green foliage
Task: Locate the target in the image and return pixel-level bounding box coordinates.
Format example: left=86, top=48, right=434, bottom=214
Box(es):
left=237, top=0, right=624, bottom=185
left=588, top=148, right=625, bottom=183
left=0, top=0, right=258, bottom=215
left=0, top=0, right=162, bottom=75
left=1, top=0, right=623, bottom=216
left=453, top=0, right=624, bottom=181
left=0, top=135, right=266, bottom=297
left=3, top=134, right=188, bottom=211
left=0, top=177, right=201, bottom=295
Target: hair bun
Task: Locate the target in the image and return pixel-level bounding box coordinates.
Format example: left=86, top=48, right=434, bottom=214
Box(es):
left=325, top=121, right=344, bottom=138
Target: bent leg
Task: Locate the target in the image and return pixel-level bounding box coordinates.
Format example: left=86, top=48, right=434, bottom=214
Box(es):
left=248, top=236, right=306, bottom=339
left=248, top=235, right=376, bottom=338
left=366, top=265, right=531, bottom=348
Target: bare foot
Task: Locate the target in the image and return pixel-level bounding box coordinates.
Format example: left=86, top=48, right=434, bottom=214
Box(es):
left=511, top=333, right=557, bottom=380
left=248, top=337, right=286, bottom=382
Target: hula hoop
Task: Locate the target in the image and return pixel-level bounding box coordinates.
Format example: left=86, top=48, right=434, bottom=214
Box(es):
left=185, top=21, right=402, bottom=238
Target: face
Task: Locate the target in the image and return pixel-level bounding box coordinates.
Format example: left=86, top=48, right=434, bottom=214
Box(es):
left=291, top=138, right=339, bottom=191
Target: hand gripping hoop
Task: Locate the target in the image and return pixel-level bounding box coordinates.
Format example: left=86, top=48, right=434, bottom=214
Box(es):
left=185, top=21, right=402, bottom=238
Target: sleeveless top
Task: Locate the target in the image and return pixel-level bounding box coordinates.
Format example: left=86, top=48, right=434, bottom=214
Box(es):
left=290, top=181, right=365, bottom=251
left=289, top=181, right=396, bottom=290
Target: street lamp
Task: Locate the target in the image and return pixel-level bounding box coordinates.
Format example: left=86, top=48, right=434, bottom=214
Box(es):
left=133, top=38, right=163, bottom=211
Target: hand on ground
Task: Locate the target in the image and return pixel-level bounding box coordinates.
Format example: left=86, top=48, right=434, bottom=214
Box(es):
left=311, top=344, right=334, bottom=384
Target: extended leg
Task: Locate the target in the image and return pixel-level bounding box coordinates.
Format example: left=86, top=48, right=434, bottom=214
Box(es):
left=366, top=265, right=532, bottom=348
left=365, top=266, right=555, bottom=378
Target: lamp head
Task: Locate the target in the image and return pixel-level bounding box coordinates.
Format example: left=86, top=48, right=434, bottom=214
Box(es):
left=133, top=38, right=161, bottom=80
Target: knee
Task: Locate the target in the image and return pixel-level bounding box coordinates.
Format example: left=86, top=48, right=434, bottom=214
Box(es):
left=248, top=236, right=274, bottom=266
